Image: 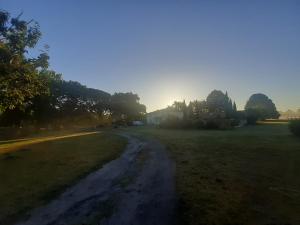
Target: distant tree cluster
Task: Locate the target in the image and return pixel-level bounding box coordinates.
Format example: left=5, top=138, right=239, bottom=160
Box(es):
left=160, top=91, right=280, bottom=129
left=160, top=90, right=239, bottom=129
left=0, top=10, right=146, bottom=128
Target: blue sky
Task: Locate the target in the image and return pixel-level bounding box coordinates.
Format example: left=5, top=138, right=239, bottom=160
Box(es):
left=2, top=0, right=300, bottom=112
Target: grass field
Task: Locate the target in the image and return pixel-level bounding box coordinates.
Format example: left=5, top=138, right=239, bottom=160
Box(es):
left=0, top=132, right=127, bottom=224
left=126, top=124, right=300, bottom=225
left=0, top=131, right=101, bottom=154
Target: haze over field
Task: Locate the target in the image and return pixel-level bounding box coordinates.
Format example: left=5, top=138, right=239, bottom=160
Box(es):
left=2, top=0, right=300, bottom=112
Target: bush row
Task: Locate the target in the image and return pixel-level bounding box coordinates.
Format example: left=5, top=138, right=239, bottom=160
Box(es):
left=289, top=120, right=300, bottom=137
left=158, top=117, right=239, bottom=130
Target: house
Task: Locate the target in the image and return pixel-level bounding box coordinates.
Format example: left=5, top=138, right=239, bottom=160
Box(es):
left=146, top=107, right=184, bottom=125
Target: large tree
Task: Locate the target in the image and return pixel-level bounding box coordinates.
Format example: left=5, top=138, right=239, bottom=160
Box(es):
left=30, top=74, right=111, bottom=124
left=0, top=10, right=49, bottom=112
left=172, top=100, right=187, bottom=118
left=245, top=93, right=279, bottom=123
left=110, top=92, right=146, bottom=122
left=206, top=90, right=235, bottom=117
left=0, top=10, right=147, bottom=127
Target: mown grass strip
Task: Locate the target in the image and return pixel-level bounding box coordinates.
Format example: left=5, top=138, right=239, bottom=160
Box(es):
left=0, top=131, right=101, bottom=154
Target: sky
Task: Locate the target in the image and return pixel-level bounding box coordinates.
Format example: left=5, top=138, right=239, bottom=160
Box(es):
left=1, top=0, right=300, bottom=112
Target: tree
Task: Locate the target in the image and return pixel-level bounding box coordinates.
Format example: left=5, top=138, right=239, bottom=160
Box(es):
left=206, top=90, right=226, bottom=112
left=187, top=100, right=208, bottom=119
left=172, top=100, right=187, bottom=118
left=28, top=70, right=63, bottom=124
left=110, top=92, right=146, bottom=122
left=206, top=90, right=235, bottom=117
left=0, top=10, right=49, bottom=112
left=44, top=78, right=111, bottom=125
left=245, top=93, right=279, bottom=123
left=233, top=102, right=237, bottom=112
left=0, top=10, right=147, bottom=128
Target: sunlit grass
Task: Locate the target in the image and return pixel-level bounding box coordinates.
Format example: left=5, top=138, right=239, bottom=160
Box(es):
left=0, top=132, right=127, bottom=225
left=258, top=120, right=289, bottom=125
left=0, top=131, right=101, bottom=154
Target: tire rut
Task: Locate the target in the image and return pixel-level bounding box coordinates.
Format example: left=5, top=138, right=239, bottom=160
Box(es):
left=15, top=133, right=176, bottom=225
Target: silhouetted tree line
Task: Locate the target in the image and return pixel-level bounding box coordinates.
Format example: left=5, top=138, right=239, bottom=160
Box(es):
left=160, top=90, right=279, bottom=129
left=160, top=90, right=240, bottom=129
left=1, top=10, right=280, bottom=129
left=0, top=10, right=146, bottom=128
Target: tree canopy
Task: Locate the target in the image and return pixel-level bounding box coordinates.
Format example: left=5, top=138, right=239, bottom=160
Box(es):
left=0, top=10, right=49, bottom=112
left=206, top=90, right=237, bottom=117
left=110, top=93, right=146, bottom=121
left=0, top=69, right=146, bottom=126
left=245, top=93, right=279, bottom=123
left=158, top=90, right=241, bottom=129
left=0, top=10, right=146, bottom=127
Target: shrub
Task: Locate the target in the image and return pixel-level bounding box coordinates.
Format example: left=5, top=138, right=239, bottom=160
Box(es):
left=230, top=119, right=240, bottom=127
left=159, top=117, right=186, bottom=129
left=289, top=120, right=300, bottom=137
left=159, top=117, right=234, bottom=130
left=203, top=118, right=232, bottom=130
left=191, top=119, right=205, bottom=129
left=204, top=120, right=219, bottom=129
left=245, top=108, right=259, bottom=125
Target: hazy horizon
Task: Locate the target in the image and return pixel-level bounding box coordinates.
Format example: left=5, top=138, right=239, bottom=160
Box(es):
left=2, top=0, right=300, bottom=112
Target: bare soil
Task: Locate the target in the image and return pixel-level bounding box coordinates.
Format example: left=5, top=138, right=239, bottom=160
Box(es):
left=15, top=133, right=176, bottom=225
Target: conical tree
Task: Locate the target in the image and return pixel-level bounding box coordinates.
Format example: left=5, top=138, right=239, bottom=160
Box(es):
left=233, top=102, right=237, bottom=112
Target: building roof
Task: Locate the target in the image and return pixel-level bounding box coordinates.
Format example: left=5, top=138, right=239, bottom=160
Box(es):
left=147, top=107, right=178, bottom=116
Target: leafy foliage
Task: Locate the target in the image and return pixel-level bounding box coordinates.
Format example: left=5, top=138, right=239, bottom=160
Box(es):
left=289, top=120, right=300, bottom=137
left=0, top=10, right=146, bottom=128
left=206, top=90, right=237, bottom=118
left=245, top=93, right=279, bottom=124
left=0, top=70, right=146, bottom=127
left=0, top=10, right=49, bottom=111
left=159, top=90, right=238, bottom=129
left=110, top=92, right=146, bottom=122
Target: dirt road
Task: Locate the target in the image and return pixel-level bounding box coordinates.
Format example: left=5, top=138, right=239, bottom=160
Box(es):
left=15, top=133, right=176, bottom=225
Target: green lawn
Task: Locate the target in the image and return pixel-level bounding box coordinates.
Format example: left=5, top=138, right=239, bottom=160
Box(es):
left=126, top=124, right=300, bottom=225
left=0, top=132, right=127, bottom=225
